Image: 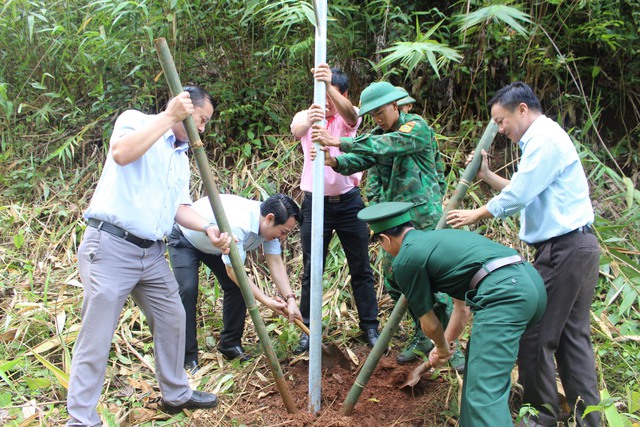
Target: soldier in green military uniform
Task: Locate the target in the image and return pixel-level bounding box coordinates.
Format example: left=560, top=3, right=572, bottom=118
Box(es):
left=358, top=202, right=547, bottom=427
left=395, top=86, right=416, bottom=114
left=311, top=82, right=463, bottom=368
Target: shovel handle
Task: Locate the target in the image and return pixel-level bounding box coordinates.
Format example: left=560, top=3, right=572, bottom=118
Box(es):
left=416, top=360, right=432, bottom=375
left=294, top=317, right=311, bottom=335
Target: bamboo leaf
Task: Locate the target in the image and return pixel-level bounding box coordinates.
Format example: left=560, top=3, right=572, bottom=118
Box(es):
left=25, top=328, right=79, bottom=356
left=623, top=177, right=634, bottom=208
left=31, top=352, right=69, bottom=389
left=598, top=390, right=626, bottom=427
left=213, top=373, right=235, bottom=394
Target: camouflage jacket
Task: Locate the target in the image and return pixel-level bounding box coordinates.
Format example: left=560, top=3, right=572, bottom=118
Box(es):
left=334, top=112, right=446, bottom=230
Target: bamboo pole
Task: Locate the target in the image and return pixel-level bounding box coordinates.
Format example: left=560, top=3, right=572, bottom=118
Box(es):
left=436, top=121, right=499, bottom=229
left=340, top=120, right=499, bottom=415
left=154, top=38, right=297, bottom=415
left=308, top=0, right=327, bottom=414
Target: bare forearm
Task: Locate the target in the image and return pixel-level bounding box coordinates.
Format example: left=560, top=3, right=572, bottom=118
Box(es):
left=291, top=112, right=312, bottom=138
left=327, top=86, right=357, bottom=126
left=481, top=170, right=510, bottom=191
left=419, top=311, right=448, bottom=349
left=174, top=205, right=209, bottom=231
left=111, top=112, right=177, bottom=165
left=267, top=255, right=293, bottom=297
left=443, top=299, right=470, bottom=343
left=225, top=264, right=270, bottom=305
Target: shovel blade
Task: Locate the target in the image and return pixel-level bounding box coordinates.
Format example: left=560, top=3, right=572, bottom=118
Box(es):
left=321, top=343, right=352, bottom=370
left=400, top=361, right=431, bottom=389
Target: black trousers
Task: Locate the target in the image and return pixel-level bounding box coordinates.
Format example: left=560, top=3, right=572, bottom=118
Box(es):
left=167, top=226, right=246, bottom=364
left=300, top=188, right=379, bottom=331
left=518, top=228, right=601, bottom=427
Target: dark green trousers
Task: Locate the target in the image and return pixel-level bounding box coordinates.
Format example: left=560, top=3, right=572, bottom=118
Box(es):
left=460, top=262, right=547, bottom=427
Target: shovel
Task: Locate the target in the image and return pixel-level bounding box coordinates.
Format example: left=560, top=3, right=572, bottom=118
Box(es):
left=292, top=318, right=352, bottom=370
left=400, top=361, right=433, bottom=389
left=401, top=340, right=457, bottom=389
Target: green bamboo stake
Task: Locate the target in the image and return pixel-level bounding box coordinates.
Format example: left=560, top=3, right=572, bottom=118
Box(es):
left=154, top=38, right=297, bottom=414
left=436, top=121, right=499, bottom=229
left=340, top=120, right=499, bottom=416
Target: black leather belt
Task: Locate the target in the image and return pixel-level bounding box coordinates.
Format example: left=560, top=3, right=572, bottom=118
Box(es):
left=87, top=218, right=157, bottom=248
left=304, top=186, right=360, bottom=203
left=532, top=225, right=593, bottom=250
left=469, top=255, right=524, bottom=290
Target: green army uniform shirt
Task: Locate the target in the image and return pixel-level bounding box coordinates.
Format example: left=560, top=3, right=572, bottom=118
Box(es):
left=392, top=229, right=518, bottom=318
left=333, top=112, right=446, bottom=230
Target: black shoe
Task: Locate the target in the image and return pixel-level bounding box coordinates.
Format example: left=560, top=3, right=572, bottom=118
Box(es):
left=363, top=328, right=380, bottom=347
left=184, top=360, right=199, bottom=374
left=293, top=332, right=309, bottom=354
left=217, top=345, right=252, bottom=362
left=162, top=390, right=219, bottom=414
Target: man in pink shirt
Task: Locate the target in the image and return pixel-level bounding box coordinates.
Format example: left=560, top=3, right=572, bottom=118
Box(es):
left=290, top=64, right=379, bottom=353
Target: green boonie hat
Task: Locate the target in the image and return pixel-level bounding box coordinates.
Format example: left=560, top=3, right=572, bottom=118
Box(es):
left=358, top=82, right=408, bottom=117
left=357, top=202, right=414, bottom=233
left=395, top=86, right=416, bottom=106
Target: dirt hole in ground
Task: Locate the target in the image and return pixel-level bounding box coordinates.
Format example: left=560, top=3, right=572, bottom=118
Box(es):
left=181, top=343, right=461, bottom=427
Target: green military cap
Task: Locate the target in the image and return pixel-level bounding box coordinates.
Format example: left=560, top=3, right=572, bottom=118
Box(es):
left=358, top=82, right=408, bottom=117
left=357, top=202, right=414, bottom=233
left=395, top=86, right=416, bottom=106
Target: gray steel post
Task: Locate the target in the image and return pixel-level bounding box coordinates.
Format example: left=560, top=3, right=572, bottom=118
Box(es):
left=309, top=0, right=327, bottom=414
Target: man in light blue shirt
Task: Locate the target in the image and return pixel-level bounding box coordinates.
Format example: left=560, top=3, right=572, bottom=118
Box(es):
left=67, top=87, right=230, bottom=426
left=447, top=82, right=600, bottom=427
left=168, top=194, right=302, bottom=371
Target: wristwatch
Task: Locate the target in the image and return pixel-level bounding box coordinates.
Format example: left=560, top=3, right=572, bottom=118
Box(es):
left=203, top=223, right=214, bottom=233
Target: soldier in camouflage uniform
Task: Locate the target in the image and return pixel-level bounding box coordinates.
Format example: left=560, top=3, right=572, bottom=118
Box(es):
left=396, top=86, right=416, bottom=114
left=312, top=82, right=465, bottom=370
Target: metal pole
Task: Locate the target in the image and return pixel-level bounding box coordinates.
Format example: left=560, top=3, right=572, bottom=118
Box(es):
left=340, top=120, right=500, bottom=415
left=154, top=38, right=297, bottom=414
left=309, top=0, right=327, bottom=414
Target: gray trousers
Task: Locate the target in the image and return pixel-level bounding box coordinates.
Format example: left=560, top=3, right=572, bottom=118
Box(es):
left=66, top=227, right=192, bottom=426
left=518, top=229, right=601, bottom=426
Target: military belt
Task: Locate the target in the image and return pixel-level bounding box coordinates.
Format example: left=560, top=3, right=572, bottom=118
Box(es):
left=469, top=255, right=524, bottom=290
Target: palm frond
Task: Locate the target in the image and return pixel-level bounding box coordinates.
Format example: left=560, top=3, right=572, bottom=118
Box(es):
left=376, top=21, right=461, bottom=79
left=456, top=4, right=532, bottom=37
left=257, top=0, right=317, bottom=36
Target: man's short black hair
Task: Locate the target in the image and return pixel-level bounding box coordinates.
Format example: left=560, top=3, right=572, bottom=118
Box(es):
left=331, top=67, right=349, bottom=95
left=183, top=85, right=217, bottom=110
left=261, top=194, right=301, bottom=225
left=488, top=81, right=542, bottom=113
left=371, top=221, right=414, bottom=243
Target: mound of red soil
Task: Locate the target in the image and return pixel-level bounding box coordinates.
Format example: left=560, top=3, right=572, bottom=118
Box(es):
left=226, top=344, right=458, bottom=426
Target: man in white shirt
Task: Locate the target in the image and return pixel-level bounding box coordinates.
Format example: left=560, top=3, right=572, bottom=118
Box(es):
left=448, top=81, right=600, bottom=427
left=168, top=194, right=302, bottom=371
left=67, top=87, right=229, bottom=426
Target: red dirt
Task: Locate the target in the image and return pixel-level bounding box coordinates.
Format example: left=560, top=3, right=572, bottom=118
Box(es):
left=210, top=343, right=459, bottom=427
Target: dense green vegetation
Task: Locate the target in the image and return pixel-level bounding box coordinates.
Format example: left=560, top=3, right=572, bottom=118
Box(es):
left=1, top=0, right=639, bottom=425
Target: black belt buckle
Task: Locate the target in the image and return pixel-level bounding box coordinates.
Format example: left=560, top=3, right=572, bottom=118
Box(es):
left=327, top=195, right=341, bottom=203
